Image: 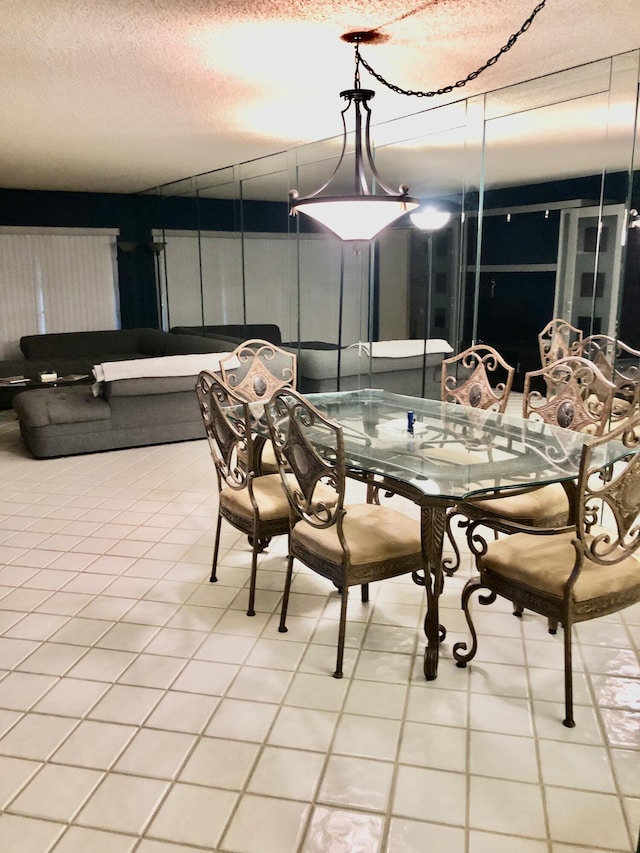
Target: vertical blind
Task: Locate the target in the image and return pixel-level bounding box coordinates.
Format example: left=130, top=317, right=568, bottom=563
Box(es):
left=0, top=227, right=120, bottom=359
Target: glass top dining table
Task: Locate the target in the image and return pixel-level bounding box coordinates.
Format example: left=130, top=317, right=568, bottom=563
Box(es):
left=303, top=388, right=627, bottom=680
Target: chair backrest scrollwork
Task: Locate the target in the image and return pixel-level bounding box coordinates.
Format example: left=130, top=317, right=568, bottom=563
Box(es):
left=575, top=411, right=640, bottom=570
left=575, top=334, right=640, bottom=413
left=523, top=356, right=617, bottom=435
left=219, top=339, right=296, bottom=403
left=195, top=370, right=253, bottom=492
left=441, top=344, right=515, bottom=413
left=538, top=318, right=584, bottom=368
left=264, top=388, right=344, bottom=530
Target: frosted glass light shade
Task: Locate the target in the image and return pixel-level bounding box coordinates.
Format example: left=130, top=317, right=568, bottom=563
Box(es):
left=293, top=195, right=419, bottom=241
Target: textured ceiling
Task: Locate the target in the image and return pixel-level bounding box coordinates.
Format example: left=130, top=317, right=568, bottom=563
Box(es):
left=1, top=0, right=639, bottom=195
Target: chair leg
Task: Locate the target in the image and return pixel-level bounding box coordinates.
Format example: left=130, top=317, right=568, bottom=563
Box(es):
left=360, top=583, right=369, bottom=603
left=246, top=535, right=259, bottom=617
left=209, top=513, right=223, bottom=583
left=563, top=620, right=576, bottom=728
left=334, top=585, right=349, bottom=679
left=452, top=577, right=497, bottom=667
left=278, top=553, right=294, bottom=634
left=513, top=605, right=557, bottom=634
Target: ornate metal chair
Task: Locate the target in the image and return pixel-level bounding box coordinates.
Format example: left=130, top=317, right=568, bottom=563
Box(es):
left=441, top=343, right=515, bottom=414
left=521, top=355, right=619, bottom=433
left=444, top=356, right=619, bottom=577
left=264, top=387, right=428, bottom=679
left=219, top=339, right=297, bottom=473
left=538, top=318, right=583, bottom=368
left=195, top=370, right=292, bottom=616
left=453, top=410, right=640, bottom=727
left=574, top=334, right=640, bottom=417
left=439, top=344, right=514, bottom=571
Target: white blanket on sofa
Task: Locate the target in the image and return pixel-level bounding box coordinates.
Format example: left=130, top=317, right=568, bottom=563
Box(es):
left=92, top=353, right=234, bottom=383
left=347, top=339, right=453, bottom=358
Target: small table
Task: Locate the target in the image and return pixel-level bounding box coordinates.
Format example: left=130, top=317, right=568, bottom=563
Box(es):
left=307, top=389, right=628, bottom=680
left=0, top=373, right=91, bottom=408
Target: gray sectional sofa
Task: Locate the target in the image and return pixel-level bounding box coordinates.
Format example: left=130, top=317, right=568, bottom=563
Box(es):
left=14, top=373, right=220, bottom=459
left=289, top=346, right=445, bottom=397
left=171, top=326, right=447, bottom=398
left=11, top=329, right=233, bottom=458
left=10, top=326, right=450, bottom=458
left=19, top=327, right=228, bottom=374
left=0, top=328, right=233, bottom=408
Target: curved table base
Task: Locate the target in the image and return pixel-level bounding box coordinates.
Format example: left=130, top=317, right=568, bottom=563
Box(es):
left=365, top=474, right=451, bottom=680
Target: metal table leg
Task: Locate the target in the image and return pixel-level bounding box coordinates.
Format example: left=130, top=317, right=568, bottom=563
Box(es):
left=420, top=504, right=447, bottom=680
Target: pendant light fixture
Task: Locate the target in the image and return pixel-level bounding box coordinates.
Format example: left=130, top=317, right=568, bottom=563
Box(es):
left=289, top=32, right=418, bottom=242
left=289, top=3, right=547, bottom=242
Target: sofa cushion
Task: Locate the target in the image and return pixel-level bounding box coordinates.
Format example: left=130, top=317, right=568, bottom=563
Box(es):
left=207, top=324, right=282, bottom=344
left=170, top=324, right=282, bottom=345
left=103, top=375, right=200, bottom=397
left=108, top=388, right=201, bottom=430
left=13, top=386, right=111, bottom=427
left=294, top=348, right=429, bottom=380
left=20, top=329, right=159, bottom=359
left=163, top=333, right=233, bottom=356
left=134, top=329, right=175, bottom=355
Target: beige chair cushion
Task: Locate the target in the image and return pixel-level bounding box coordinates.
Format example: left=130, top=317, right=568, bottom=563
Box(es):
left=221, top=474, right=336, bottom=523
left=237, top=437, right=285, bottom=474
left=467, top=482, right=570, bottom=526
left=479, top=527, right=640, bottom=602
left=220, top=473, right=290, bottom=521
left=258, top=439, right=279, bottom=474
left=293, top=503, right=421, bottom=567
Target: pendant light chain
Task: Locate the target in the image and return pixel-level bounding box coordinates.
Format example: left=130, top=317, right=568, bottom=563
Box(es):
left=354, top=43, right=362, bottom=89
left=356, top=0, right=547, bottom=99
left=292, top=1, right=548, bottom=240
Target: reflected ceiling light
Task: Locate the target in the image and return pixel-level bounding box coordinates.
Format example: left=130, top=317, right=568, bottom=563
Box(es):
left=410, top=206, right=451, bottom=231
left=290, top=2, right=547, bottom=242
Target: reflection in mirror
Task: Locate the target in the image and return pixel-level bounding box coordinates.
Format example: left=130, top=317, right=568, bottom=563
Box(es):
left=144, top=50, right=639, bottom=400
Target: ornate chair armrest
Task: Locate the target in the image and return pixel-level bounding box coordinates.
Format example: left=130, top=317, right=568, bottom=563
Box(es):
left=465, top=516, right=573, bottom=554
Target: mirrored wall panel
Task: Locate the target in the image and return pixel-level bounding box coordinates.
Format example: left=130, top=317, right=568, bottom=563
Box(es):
left=145, top=50, right=640, bottom=396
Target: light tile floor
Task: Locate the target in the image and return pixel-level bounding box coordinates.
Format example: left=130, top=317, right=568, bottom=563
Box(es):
left=0, top=407, right=638, bottom=853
